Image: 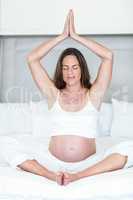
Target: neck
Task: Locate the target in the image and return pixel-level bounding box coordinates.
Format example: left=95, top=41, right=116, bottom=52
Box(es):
left=65, top=83, right=83, bottom=93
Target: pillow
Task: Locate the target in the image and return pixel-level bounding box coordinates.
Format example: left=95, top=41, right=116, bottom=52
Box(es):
left=111, top=98, right=133, bottom=138
left=30, top=99, right=51, bottom=140
left=0, top=103, right=32, bottom=135
left=98, top=102, right=113, bottom=136
left=0, top=134, right=50, bottom=166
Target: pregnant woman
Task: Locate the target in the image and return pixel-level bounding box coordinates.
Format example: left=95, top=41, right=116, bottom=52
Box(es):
left=17, top=10, right=129, bottom=185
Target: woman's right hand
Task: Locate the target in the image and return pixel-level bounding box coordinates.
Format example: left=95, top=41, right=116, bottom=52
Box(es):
left=69, top=9, right=77, bottom=39
left=62, top=10, right=71, bottom=38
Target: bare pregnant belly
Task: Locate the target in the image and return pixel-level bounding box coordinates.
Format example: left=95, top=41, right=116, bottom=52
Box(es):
left=49, top=135, right=96, bottom=162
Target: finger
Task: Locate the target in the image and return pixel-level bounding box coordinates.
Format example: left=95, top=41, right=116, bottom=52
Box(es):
left=70, top=9, right=73, bottom=14
left=64, top=11, right=70, bottom=27
left=65, top=12, right=70, bottom=35
left=67, top=11, right=70, bottom=24
left=70, top=9, right=74, bottom=17
left=66, top=10, right=71, bottom=22
left=70, top=11, right=74, bottom=26
left=69, top=9, right=72, bottom=15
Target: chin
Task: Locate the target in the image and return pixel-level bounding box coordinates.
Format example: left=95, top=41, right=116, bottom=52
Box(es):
left=67, top=82, right=79, bottom=87
left=64, top=78, right=80, bottom=86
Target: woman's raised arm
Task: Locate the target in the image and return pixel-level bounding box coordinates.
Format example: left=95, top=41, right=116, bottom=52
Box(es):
left=69, top=10, right=113, bottom=109
left=27, top=11, right=70, bottom=99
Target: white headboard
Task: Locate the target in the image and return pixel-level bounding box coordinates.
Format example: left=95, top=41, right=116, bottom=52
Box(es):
left=0, top=35, right=133, bottom=102
left=0, top=0, right=133, bottom=35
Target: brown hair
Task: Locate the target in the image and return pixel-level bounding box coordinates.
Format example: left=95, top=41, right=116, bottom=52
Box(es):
left=53, top=48, right=92, bottom=89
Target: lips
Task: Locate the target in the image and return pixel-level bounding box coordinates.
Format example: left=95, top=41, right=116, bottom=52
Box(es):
left=68, top=76, right=75, bottom=79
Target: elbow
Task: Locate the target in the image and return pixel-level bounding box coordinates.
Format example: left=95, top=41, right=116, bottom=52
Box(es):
left=106, top=50, right=114, bottom=60
left=27, top=54, right=36, bottom=64
left=27, top=53, right=39, bottom=65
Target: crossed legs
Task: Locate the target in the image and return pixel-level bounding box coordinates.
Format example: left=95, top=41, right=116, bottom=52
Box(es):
left=18, top=153, right=127, bottom=185
left=62, top=153, right=128, bottom=185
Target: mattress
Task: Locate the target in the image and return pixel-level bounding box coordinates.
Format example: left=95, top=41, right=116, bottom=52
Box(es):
left=0, top=135, right=133, bottom=200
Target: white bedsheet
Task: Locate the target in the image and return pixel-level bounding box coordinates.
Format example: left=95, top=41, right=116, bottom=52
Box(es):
left=0, top=135, right=133, bottom=200
left=0, top=166, right=133, bottom=200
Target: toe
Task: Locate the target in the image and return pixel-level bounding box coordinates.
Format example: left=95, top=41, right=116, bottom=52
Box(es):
left=63, top=173, right=70, bottom=186
left=56, top=172, right=63, bottom=185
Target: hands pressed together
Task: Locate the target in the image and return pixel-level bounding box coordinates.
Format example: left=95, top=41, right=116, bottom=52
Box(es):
left=62, top=9, right=77, bottom=39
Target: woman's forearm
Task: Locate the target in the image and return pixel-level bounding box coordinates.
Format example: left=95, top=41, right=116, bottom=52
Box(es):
left=28, top=34, right=66, bottom=62
left=72, top=34, right=113, bottom=60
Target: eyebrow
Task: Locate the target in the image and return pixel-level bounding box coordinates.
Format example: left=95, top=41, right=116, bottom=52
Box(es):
left=62, top=64, right=79, bottom=67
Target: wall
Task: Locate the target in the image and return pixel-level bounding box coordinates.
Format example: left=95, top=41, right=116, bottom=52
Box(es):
left=0, top=35, right=133, bottom=102
left=0, top=0, right=133, bottom=35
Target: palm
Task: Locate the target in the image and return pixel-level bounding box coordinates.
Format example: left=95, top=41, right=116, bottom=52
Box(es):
left=69, top=10, right=76, bottom=38
left=62, top=11, right=70, bottom=37
left=62, top=9, right=76, bottom=38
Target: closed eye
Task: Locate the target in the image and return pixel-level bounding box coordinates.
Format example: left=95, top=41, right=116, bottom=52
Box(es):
left=62, top=64, right=79, bottom=70
left=72, top=66, right=78, bottom=69
left=62, top=66, right=69, bottom=70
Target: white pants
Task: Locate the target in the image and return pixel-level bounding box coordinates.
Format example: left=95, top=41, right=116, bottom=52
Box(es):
left=0, top=135, right=133, bottom=172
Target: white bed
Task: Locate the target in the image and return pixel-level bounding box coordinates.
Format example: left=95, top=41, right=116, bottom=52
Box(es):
left=0, top=155, right=133, bottom=200
left=0, top=99, right=133, bottom=200
left=0, top=166, right=133, bottom=200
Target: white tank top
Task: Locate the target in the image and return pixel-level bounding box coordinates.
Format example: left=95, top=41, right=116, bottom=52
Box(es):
left=49, top=90, right=100, bottom=138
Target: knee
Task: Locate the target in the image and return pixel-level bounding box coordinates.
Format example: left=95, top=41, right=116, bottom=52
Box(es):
left=110, top=153, right=128, bottom=169
left=18, top=159, right=37, bottom=169
left=119, top=154, right=128, bottom=169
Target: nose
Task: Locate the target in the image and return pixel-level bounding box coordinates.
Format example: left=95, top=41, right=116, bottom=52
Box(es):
left=67, top=68, right=73, bottom=74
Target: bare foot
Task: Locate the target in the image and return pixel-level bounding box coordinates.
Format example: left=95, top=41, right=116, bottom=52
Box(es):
left=63, top=172, right=78, bottom=185
left=56, top=171, right=64, bottom=185
left=63, top=172, right=70, bottom=185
